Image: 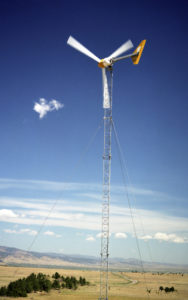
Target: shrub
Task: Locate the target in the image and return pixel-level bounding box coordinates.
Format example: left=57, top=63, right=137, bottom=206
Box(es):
left=0, top=286, right=7, bottom=296
left=79, top=276, right=86, bottom=286
left=52, top=272, right=60, bottom=279
left=165, top=287, right=170, bottom=293
left=52, top=279, right=60, bottom=289
left=164, top=286, right=175, bottom=293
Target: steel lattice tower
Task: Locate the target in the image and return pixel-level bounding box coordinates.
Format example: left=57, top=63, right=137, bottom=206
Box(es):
left=99, top=68, right=113, bottom=300
left=67, top=35, right=146, bottom=300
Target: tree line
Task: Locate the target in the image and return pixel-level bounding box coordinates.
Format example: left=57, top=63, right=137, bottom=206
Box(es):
left=0, top=272, right=89, bottom=297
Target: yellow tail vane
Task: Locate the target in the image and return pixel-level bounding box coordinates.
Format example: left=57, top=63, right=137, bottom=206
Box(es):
left=131, top=40, right=146, bottom=64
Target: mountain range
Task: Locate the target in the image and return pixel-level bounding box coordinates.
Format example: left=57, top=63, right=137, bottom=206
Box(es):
left=0, top=246, right=187, bottom=272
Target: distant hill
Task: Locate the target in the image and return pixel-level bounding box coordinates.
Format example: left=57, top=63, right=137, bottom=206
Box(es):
left=0, top=245, right=187, bottom=272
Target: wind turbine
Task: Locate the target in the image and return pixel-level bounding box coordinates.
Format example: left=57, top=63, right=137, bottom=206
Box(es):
left=67, top=36, right=146, bottom=300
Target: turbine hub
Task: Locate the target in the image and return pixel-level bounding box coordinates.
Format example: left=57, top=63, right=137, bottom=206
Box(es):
left=98, top=58, right=112, bottom=68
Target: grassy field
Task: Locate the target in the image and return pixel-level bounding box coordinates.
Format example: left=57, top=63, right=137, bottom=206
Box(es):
left=0, top=266, right=188, bottom=300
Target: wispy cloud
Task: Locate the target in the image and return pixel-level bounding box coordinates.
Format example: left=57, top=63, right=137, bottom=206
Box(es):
left=114, top=232, right=127, bottom=239
left=154, top=232, right=187, bottom=244
left=139, top=235, right=153, bottom=241
left=86, top=236, right=95, bottom=242
left=0, top=178, right=188, bottom=244
left=0, top=178, right=159, bottom=196
left=0, top=178, right=100, bottom=193
left=4, top=228, right=37, bottom=236
left=44, top=231, right=62, bottom=238
left=20, top=229, right=37, bottom=235
left=4, top=229, right=17, bottom=234
left=33, top=98, right=64, bottom=119
left=96, top=232, right=112, bottom=238
left=44, top=231, right=55, bottom=236
left=140, top=232, right=188, bottom=244
left=1, top=200, right=188, bottom=238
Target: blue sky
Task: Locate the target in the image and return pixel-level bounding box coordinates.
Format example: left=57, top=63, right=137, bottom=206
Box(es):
left=0, top=0, right=188, bottom=265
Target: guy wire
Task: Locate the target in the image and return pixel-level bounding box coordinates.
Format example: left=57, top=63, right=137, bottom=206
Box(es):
left=12, top=119, right=103, bottom=279
left=112, top=120, right=151, bottom=298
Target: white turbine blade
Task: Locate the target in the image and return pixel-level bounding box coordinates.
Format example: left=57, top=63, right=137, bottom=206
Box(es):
left=108, top=40, right=133, bottom=59
left=102, top=69, right=110, bottom=109
left=67, top=36, right=100, bottom=63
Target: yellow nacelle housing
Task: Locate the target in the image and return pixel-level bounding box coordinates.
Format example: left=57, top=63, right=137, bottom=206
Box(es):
left=98, top=59, right=111, bottom=68
left=131, top=40, right=146, bottom=64
left=98, top=60, right=105, bottom=68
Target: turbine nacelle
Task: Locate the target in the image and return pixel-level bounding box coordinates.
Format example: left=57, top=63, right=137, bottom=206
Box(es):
left=98, top=58, right=112, bottom=68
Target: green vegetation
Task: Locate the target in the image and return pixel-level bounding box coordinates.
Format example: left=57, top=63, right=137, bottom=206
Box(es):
left=0, top=272, right=89, bottom=297
left=52, top=272, right=61, bottom=279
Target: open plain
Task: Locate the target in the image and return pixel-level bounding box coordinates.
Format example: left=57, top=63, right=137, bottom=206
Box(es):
left=0, top=266, right=188, bottom=300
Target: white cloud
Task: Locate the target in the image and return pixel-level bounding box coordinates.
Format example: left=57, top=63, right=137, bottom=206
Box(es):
left=96, top=232, right=111, bottom=238
left=96, top=232, right=102, bottom=238
left=0, top=209, right=18, bottom=218
left=55, top=234, right=62, bottom=238
left=114, top=232, right=127, bottom=239
left=50, top=99, right=63, bottom=110
left=139, top=232, right=188, bottom=244
left=0, top=179, right=188, bottom=242
left=86, top=236, right=95, bottom=242
left=20, top=229, right=30, bottom=233
left=1, top=197, right=188, bottom=237
left=44, top=231, right=55, bottom=236
left=140, top=235, right=153, bottom=241
left=0, top=178, right=157, bottom=196
left=23, top=229, right=37, bottom=236
left=43, top=231, right=62, bottom=238
left=154, top=232, right=187, bottom=244
left=4, top=228, right=37, bottom=236
left=4, top=229, right=17, bottom=234
left=33, top=98, right=64, bottom=119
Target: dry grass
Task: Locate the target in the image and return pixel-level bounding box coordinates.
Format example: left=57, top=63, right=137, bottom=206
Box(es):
left=0, top=266, right=188, bottom=300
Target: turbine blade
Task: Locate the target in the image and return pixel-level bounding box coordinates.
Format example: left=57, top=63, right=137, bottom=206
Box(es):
left=67, top=36, right=100, bottom=63
left=108, top=40, right=133, bottom=59
left=102, top=69, right=110, bottom=109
